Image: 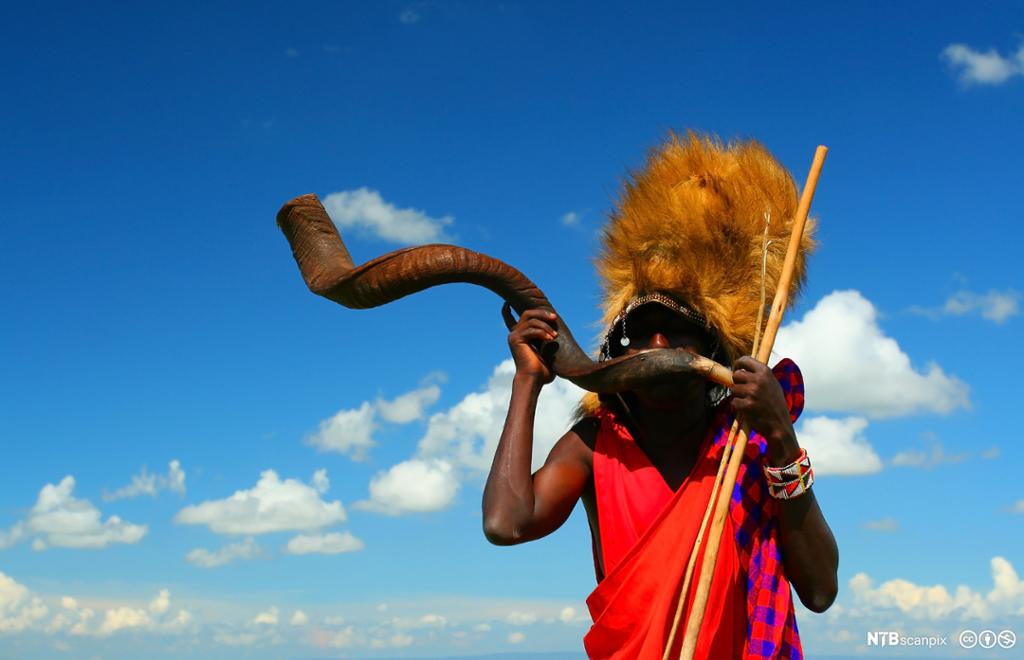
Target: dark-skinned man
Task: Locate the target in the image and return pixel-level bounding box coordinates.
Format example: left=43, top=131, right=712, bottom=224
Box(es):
left=482, top=133, right=838, bottom=659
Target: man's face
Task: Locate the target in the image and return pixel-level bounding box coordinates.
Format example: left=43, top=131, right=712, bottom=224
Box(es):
left=621, top=304, right=712, bottom=357
left=620, top=303, right=713, bottom=409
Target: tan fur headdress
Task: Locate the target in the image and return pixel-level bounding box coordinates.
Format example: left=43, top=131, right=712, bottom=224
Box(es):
left=580, top=131, right=814, bottom=413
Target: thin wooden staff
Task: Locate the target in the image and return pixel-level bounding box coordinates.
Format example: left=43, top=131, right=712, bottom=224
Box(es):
left=676, top=145, right=828, bottom=660
left=662, top=212, right=773, bottom=660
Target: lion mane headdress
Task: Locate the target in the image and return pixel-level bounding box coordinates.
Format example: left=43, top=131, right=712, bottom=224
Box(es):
left=580, top=131, right=815, bottom=414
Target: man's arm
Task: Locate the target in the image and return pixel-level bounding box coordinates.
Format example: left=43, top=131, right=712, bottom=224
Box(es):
left=732, top=356, right=840, bottom=613
left=481, top=309, right=593, bottom=545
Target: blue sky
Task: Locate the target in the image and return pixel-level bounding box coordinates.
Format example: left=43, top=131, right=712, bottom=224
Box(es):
left=1, top=1, right=1022, bottom=657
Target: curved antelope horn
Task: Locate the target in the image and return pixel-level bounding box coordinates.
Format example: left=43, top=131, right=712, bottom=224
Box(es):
left=276, top=194, right=733, bottom=393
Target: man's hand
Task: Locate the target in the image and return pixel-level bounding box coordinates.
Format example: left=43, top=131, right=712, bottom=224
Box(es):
left=507, top=309, right=558, bottom=385
left=731, top=356, right=800, bottom=466
left=485, top=308, right=590, bottom=547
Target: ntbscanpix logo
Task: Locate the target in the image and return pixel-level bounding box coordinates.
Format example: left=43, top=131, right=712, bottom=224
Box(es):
left=866, top=631, right=948, bottom=648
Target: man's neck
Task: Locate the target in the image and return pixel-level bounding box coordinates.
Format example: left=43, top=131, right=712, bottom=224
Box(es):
left=631, top=400, right=710, bottom=456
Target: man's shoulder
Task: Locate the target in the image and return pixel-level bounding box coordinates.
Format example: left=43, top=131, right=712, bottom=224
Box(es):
left=570, top=415, right=601, bottom=451
left=542, top=416, right=598, bottom=472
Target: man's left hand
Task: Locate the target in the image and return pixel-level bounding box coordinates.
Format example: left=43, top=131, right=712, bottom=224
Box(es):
left=730, top=356, right=800, bottom=466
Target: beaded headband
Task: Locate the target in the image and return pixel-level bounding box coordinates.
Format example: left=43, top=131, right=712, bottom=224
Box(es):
left=598, top=292, right=721, bottom=361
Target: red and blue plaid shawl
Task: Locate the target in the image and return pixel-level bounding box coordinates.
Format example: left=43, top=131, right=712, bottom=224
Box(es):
left=714, top=357, right=805, bottom=658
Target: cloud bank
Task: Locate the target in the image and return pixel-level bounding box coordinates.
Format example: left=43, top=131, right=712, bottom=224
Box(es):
left=175, top=469, right=346, bottom=535
left=774, top=290, right=969, bottom=418
left=306, top=382, right=444, bottom=461
left=0, top=476, right=146, bottom=550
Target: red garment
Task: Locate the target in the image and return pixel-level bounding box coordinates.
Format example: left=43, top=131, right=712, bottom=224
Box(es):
left=585, top=408, right=746, bottom=659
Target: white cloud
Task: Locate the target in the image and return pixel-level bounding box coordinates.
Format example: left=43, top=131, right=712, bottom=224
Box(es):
left=774, top=290, right=969, bottom=418
left=165, top=460, right=186, bottom=495
left=942, top=43, right=1024, bottom=86
left=0, top=476, right=147, bottom=550
left=942, top=289, right=1020, bottom=323
left=376, top=613, right=448, bottom=633
left=390, top=632, right=413, bottom=646
left=105, top=469, right=156, bottom=500
left=45, top=613, right=71, bottom=635
left=0, top=523, right=25, bottom=549
left=49, top=587, right=193, bottom=637
left=560, top=211, right=580, bottom=227
left=1009, top=500, right=1024, bottom=514
left=911, top=289, right=1021, bottom=323
left=307, top=596, right=585, bottom=637
left=286, top=531, right=364, bottom=555
left=162, top=610, right=193, bottom=633
left=417, top=359, right=585, bottom=473
left=365, top=629, right=415, bottom=648
left=0, top=571, right=48, bottom=633
left=214, top=631, right=260, bottom=646
left=322, top=600, right=596, bottom=655
left=322, top=187, right=452, bottom=244
left=355, top=459, right=459, bottom=515
left=505, top=610, right=538, bottom=625
left=377, top=384, right=441, bottom=424
left=347, top=360, right=582, bottom=516
left=507, top=631, right=525, bottom=644
left=861, top=517, right=898, bottom=532
left=327, top=625, right=358, bottom=647
left=795, top=416, right=883, bottom=476
left=186, top=538, right=262, bottom=568
left=66, top=604, right=95, bottom=636
left=891, top=440, right=969, bottom=469
left=97, top=606, right=149, bottom=636
left=253, top=607, right=278, bottom=626
left=312, top=469, right=329, bottom=494
left=850, top=556, right=1024, bottom=621
left=305, top=401, right=377, bottom=461
left=0, top=575, right=405, bottom=644
left=175, top=470, right=345, bottom=535
left=305, top=383, right=443, bottom=461
left=417, top=613, right=447, bottom=628
left=149, top=590, right=170, bottom=615
left=104, top=459, right=186, bottom=501
left=982, top=446, right=1001, bottom=459
left=399, top=8, right=421, bottom=25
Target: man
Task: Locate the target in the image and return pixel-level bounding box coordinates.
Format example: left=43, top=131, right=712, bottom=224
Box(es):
left=482, top=133, right=838, bottom=658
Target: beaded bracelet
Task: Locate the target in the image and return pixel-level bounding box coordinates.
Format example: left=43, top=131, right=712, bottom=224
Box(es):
left=767, top=469, right=815, bottom=500
left=764, top=448, right=814, bottom=500
left=764, top=448, right=810, bottom=480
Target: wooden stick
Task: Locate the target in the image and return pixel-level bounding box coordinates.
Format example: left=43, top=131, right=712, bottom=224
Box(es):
left=757, top=146, right=829, bottom=359
left=678, top=146, right=828, bottom=659
left=664, top=214, right=772, bottom=658
left=662, top=420, right=737, bottom=659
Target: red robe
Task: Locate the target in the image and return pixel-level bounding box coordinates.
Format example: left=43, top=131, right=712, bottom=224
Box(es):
left=584, top=407, right=747, bottom=659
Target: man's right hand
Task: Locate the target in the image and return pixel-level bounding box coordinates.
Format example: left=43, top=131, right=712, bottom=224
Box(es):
left=507, top=309, right=559, bottom=384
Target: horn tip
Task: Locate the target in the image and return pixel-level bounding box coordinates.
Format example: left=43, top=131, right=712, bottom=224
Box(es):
left=276, top=193, right=323, bottom=228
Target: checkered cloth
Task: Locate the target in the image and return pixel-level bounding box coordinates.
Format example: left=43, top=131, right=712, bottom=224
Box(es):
left=716, top=357, right=805, bottom=658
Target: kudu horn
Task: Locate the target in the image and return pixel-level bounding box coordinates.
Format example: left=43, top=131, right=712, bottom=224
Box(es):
left=276, top=194, right=733, bottom=393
